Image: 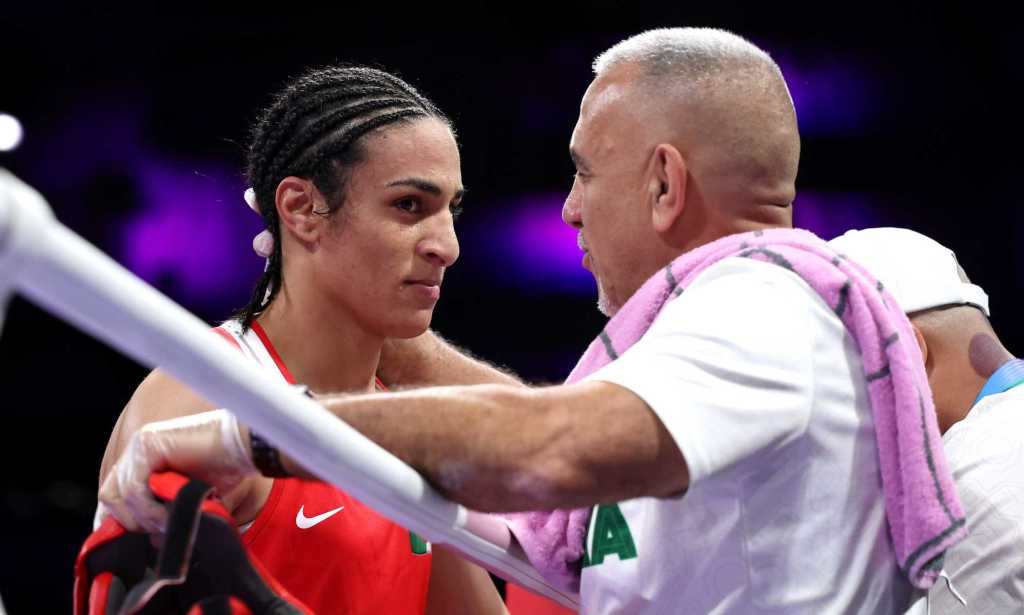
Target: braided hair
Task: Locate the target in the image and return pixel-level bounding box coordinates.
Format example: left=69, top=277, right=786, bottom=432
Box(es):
left=237, top=65, right=450, bottom=329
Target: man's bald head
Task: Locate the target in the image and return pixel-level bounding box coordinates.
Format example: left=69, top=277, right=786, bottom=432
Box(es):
left=592, top=28, right=800, bottom=224
left=564, top=28, right=802, bottom=315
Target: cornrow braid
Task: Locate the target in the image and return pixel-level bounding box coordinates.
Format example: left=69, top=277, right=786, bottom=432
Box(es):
left=251, top=72, right=442, bottom=175
left=253, top=85, right=399, bottom=160
left=266, top=98, right=414, bottom=183
left=291, top=107, right=426, bottom=176
left=251, top=69, right=437, bottom=159
left=235, top=65, right=451, bottom=330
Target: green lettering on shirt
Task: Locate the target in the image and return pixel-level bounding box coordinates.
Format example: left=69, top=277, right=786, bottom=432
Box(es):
left=582, top=503, right=637, bottom=567
left=409, top=530, right=430, bottom=555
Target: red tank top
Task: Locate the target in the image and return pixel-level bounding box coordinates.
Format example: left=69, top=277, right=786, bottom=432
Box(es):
left=215, top=322, right=432, bottom=614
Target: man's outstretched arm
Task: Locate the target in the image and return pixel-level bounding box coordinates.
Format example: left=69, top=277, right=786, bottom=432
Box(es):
left=99, top=380, right=689, bottom=530
left=282, top=381, right=689, bottom=512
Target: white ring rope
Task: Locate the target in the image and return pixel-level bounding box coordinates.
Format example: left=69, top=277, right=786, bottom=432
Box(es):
left=0, top=169, right=578, bottom=609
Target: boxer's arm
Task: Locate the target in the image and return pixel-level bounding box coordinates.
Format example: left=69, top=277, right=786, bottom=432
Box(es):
left=426, top=546, right=510, bottom=615
left=378, top=330, right=524, bottom=388
left=99, top=370, right=266, bottom=522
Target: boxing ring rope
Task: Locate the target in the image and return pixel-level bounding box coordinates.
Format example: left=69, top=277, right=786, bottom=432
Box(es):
left=0, top=169, right=579, bottom=609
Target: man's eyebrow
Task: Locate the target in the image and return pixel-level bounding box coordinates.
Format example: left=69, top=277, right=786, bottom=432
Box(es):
left=387, top=178, right=466, bottom=200
left=570, top=148, right=590, bottom=172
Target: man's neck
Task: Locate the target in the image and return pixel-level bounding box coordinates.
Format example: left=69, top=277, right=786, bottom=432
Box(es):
left=674, top=210, right=790, bottom=253
left=971, top=356, right=1024, bottom=405
left=941, top=351, right=1016, bottom=433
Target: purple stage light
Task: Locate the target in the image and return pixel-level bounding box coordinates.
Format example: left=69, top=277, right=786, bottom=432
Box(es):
left=120, top=159, right=263, bottom=307
left=465, top=190, right=879, bottom=294
left=20, top=94, right=263, bottom=310
left=793, top=191, right=880, bottom=240
left=465, top=193, right=595, bottom=294
left=19, top=101, right=150, bottom=204
left=776, top=57, right=879, bottom=137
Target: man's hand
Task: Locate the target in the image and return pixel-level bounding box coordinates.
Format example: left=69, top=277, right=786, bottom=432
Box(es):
left=98, top=409, right=257, bottom=532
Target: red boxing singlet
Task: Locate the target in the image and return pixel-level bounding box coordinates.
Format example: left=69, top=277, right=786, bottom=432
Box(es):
left=215, top=321, right=432, bottom=614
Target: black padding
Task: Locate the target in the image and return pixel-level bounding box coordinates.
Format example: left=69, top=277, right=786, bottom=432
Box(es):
left=184, top=512, right=305, bottom=615
left=84, top=533, right=154, bottom=592
left=120, top=479, right=213, bottom=614
left=84, top=475, right=306, bottom=615
left=191, top=595, right=233, bottom=615
left=156, top=479, right=213, bottom=579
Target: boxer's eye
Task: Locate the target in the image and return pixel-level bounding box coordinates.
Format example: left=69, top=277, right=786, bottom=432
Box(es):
left=449, top=202, right=464, bottom=221
left=394, top=198, right=422, bottom=214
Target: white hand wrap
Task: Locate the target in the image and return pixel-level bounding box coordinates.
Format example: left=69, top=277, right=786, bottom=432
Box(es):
left=98, top=409, right=257, bottom=533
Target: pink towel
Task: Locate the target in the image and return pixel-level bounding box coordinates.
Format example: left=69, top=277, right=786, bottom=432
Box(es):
left=502, top=227, right=966, bottom=593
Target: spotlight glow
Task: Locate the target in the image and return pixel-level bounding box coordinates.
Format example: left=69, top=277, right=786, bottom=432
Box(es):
left=0, top=114, right=24, bottom=152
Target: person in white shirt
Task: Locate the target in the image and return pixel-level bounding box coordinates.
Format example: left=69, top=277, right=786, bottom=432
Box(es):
left=830, top=227, right=1024, bottom=614
left=100, top=29, right=947, bottom=614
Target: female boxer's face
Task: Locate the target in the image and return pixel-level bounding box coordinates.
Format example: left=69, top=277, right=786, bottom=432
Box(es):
left=315, top=117, right=463, bottom=339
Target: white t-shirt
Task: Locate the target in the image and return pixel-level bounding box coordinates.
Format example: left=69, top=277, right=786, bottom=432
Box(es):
left=581, top=256, right=914, bottom=614
left=927, top=385, right=1024, bottom=614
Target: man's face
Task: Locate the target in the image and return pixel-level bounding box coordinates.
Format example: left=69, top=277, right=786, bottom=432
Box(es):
left=563, top=69, right=660, bottom=316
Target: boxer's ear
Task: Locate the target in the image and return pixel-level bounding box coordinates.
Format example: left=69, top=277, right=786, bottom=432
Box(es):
left=276, top=177, right=325, bottom=249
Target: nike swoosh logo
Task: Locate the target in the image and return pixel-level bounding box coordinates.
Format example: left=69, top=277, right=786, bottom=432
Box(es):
left=295, top=504, right=345, bottom=529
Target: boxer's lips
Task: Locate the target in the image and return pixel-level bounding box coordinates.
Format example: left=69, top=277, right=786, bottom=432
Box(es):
left=404, top=277, right=443, bottom=301
left=405, top=275, right=442, bottom=286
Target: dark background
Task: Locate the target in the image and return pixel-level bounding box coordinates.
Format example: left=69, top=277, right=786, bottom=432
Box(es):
left=1, top=6, right=1021, bottom=613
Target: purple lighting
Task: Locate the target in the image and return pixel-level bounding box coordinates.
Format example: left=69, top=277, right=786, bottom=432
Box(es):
left=469, top=193, right=595, bottom=294
left=120, top=159, right=263, bottom=307
left=793, top=191, right=880, bottom=240
left=23, top=92, right=265, bottom=311
left=776, top=57, right=879, bottom=136
left=467, top=190, right=880, bottom=294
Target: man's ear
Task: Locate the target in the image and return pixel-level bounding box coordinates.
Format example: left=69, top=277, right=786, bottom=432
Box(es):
left=650, top=143, right=687, bottom=233
left=275, top=177, right=324, bottom=247
left=911, top=322, right=930, bottom=370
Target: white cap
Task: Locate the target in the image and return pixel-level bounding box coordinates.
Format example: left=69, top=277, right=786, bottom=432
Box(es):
left=828, top=227, right=990, bottom=317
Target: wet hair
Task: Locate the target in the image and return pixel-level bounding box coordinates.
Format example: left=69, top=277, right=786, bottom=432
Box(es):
left=236, top=65, right=450, bottom=329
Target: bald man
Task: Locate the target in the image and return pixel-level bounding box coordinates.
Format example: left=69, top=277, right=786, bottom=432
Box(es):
left=830, top=228, right=1024, bottom=614
left=103, top=29, right=927, bottom=613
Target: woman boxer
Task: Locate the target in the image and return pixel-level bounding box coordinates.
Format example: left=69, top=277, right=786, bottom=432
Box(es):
left=98, top=65, right=506, bottom=615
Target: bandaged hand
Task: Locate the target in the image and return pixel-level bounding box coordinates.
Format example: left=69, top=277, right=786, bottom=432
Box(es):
left=98, top=409, right=257, bottom=533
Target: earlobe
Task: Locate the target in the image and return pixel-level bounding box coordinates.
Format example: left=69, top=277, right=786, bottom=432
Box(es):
left=275, top=177, right=322, bottom=246
left=650, top=144, right=687, bottom=234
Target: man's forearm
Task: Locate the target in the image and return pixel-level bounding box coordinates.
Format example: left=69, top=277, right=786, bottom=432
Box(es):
left=378, top=331, right=525, bottom=389
left=279, top=384, right=561, bottom=511
left=277, top=382, right=689, bottom=512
